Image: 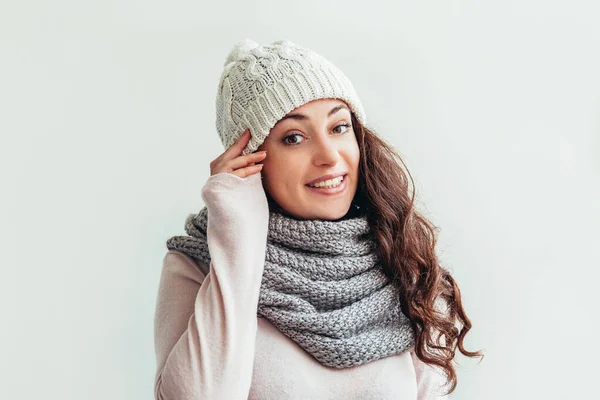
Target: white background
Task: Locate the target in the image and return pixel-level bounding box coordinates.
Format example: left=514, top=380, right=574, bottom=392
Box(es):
left=1, top=1, right=599, bottom=399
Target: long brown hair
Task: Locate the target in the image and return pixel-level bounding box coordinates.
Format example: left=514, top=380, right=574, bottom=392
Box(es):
left=350, top=112, right=484, bottom=395
left=263, top=112, right=484, bottom=395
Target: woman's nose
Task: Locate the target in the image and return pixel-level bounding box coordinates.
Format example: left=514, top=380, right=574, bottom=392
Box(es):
left=312, top=134, right=341, bottom=165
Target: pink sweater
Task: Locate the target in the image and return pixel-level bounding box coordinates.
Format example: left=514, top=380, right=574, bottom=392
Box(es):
left=153, top=172, right=450, bottom=399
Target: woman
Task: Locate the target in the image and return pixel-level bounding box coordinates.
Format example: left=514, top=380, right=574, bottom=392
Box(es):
left=154, top=39, right=483, bottom=399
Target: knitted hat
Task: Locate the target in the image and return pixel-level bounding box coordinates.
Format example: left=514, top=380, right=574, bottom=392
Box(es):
left=215, top=38, right=367, bottom=156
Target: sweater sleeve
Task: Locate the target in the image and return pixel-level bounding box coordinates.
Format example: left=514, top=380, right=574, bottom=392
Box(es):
left=153, top=172, right=269, bottom=400
left=410, top=348, right=451, bottom=400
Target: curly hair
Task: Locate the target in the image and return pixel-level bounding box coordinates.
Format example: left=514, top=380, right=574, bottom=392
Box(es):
left=348, top=112, right=484, bottom=395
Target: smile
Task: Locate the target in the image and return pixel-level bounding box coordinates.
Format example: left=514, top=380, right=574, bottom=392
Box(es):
left=305, top=174, right=348, bottom=195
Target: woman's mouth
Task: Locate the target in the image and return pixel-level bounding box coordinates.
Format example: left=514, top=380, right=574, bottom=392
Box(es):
left=305, top=174, right=348, bottom=195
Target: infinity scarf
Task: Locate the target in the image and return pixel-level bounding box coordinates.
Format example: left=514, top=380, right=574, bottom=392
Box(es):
left=165, top=206, right=415, bottom=368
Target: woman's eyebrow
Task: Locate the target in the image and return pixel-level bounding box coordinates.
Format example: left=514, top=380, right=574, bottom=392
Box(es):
left=278, top=104, right=350, bottom=122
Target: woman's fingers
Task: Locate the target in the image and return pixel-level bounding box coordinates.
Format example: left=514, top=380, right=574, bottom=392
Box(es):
left=209, top=129, right=267, bottom=178
left=223, top=129, right=251, bottom=160
left=226, top=151, right=266, bottom=171
left=230, top=164, right=264, bottom=179
left=210, top=130, right=250, bottom=168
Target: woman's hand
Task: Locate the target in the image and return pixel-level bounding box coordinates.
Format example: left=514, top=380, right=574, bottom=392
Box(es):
left=209, top=129, right=267, bottom=178
left=201, top=128, right=270, bottom=243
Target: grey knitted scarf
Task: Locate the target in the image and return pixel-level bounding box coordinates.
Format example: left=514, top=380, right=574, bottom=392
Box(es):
left=166, top=206, right=415, bottom=368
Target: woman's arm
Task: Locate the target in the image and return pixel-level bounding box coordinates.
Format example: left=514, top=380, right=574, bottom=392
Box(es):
left=153, top=172, right=269, bottom=399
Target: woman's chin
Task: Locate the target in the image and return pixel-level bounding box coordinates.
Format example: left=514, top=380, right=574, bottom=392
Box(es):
left=289, top=205, right=352, bottom=221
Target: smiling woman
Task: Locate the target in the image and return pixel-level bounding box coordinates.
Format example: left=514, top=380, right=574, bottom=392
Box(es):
left=155, top=38, right=483, bottom=400
left=256, top=99, right=360, bottom=221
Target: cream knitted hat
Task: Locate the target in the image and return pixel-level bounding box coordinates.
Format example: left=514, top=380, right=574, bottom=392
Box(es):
left=215, top=38, right=367, bottom=156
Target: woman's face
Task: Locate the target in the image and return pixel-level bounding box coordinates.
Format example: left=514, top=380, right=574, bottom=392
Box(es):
left=255, top=98, right=360, bottom=221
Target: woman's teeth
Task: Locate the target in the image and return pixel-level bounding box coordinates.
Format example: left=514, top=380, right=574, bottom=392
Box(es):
left=308, top=175, right=344, bottom=188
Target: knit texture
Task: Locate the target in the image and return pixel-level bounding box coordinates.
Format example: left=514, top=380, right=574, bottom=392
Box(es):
left=215, top=38, right=368, bottom=156
left=166, top=207, right=416, bottom=368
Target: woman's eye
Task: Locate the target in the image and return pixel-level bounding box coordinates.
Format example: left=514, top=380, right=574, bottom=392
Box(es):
left=283, top=133, right=304, bottom=145
left=333, top=123, right=351, bottom=134
left=282, top=123, right=352, bottom=146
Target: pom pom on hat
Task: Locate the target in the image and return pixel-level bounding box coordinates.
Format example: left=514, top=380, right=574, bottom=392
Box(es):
left=224, top=38, right=261, bottom=66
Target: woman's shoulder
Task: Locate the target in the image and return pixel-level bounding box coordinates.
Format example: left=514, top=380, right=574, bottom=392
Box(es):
left=408, top=346, right=450, bottom=398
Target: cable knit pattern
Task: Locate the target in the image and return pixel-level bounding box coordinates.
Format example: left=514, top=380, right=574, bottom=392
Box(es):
left=215, top=38, right=368, bottom=156
left=166, top=206, right=416, bottom=368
